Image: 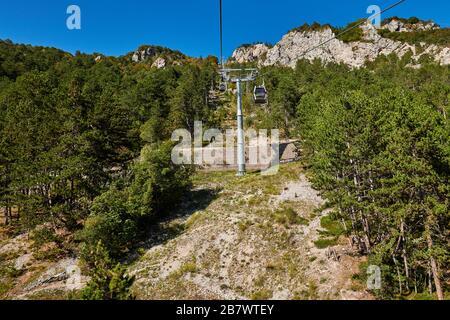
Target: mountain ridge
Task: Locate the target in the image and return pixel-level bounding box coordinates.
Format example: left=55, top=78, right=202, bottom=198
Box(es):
left=231, top=17, right=450, bottom=68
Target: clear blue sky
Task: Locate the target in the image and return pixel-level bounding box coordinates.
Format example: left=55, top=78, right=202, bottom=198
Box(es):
left=0, top=0, right=448, bottom=58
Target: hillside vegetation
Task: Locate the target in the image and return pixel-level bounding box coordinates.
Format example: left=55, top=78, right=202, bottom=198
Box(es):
left=288, top=17, right=450, bottom=46
left=378, top=28, right=450, bottom=46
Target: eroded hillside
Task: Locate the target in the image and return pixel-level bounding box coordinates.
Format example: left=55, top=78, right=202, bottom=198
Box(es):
left=130, top=163, right=372, bottom=300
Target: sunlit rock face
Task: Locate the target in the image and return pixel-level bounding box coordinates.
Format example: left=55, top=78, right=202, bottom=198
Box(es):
left=232, top=21, right=450, bottom=68
left=231, top=43, right=270, bottom=65
left=151, top=57, right=166, bottom=69
left=132, top=46, right=159, bottom=62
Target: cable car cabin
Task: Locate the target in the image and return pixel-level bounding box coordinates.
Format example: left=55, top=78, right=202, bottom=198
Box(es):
left=253, top=86, right=268, bottom=104
left=219, top=82, right=227, bottom=92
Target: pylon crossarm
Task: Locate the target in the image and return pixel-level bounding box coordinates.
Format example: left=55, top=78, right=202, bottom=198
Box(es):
left=217, top=67, right=259, bottom=176
left=219, top=68, right=258, bottom=83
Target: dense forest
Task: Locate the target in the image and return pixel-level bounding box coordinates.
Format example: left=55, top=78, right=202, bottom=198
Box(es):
left=0, top=39, right=219, bottom=298
left=255, top=55, right=449, bottom=299
left=0, top=37, right=449, bottom=299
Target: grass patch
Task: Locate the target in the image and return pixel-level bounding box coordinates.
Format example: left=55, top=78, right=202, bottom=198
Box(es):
left=237, top=220, right=253, bottom=232
left=0, top=279, right=14, bottom=298
left=247, top=196, right=264, bottom=207
left=254, top=275, right=265, bottom=287
left=251, top=289, right=273, bottom=300
left=0, top=262, right=23, bottom=298
left=319, top=215, right=345, bottom=237
left=264, top=184, right=280, bottom=195
left=307, top=281, right=319, bottom=300
left=33, top=245, right=66, bottom=262
left=0, top=264, right=23, bottom=278
left=185, top=211, right=206, bottom=229
left=314, top=214, right=345, bottom=249
left=314, top=238, right=338, bottom=249
left=0, top=251, right=20, bottom=262
left=293, top=281, right=319, bottom=300
left=169, top=258, right=198, bottom=280
left=349, top=261, right=369, bottom=292
left=30, top=227, right=62, bottom=248
left=25, top=289, right=70, bottom=300
left=163, top=222, right=186, bottom=238
left=378, top=27, right=450, bottom=46
left=191, top=170, right=234, bottom=186
left=286, top=260, right=299, bottom=278
left=273, top=207, right=309, bottom=227
left=407, top=292, right=438, bottom=300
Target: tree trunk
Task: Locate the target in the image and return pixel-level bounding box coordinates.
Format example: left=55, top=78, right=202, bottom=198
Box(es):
left=3, top=206, right=7, bottom=225
left=362, top=215, right=371, bottom=253
left=427, top=234, right=444, bottom=300
left=393, top=256, right=402, bottom=295
left=400, top=220, right=409, bottom=283
left=349, top=152, right=371, bottom=253
left=428, top=268, right=433, bottom=295
left=7, top=206, right=12, bottom=225
left=426, top=215, right=444, bottom=300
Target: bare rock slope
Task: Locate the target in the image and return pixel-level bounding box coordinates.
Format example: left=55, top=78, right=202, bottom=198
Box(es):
left=130, top=163, right=372, bottom=300
left=0, top=232, right=88, bottom=300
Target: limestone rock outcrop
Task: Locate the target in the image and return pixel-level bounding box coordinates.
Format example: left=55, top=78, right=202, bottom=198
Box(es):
left=231, top=19, right=449, bottom=68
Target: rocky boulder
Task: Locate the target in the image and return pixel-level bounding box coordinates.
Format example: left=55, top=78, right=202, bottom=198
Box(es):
left=151, top=57, right=166, bottom=69
left=231, top=43, right=270, bottom=64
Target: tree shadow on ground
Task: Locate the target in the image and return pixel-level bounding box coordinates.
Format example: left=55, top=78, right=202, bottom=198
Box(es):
left=126, top=187, right=221, bottom=263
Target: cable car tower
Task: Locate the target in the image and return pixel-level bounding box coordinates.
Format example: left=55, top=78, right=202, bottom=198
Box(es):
left=219, top=0, right=259, bottom=176
left=217, top=0, right=406, bottom=176
left=220, top=68, right=258, bottom=176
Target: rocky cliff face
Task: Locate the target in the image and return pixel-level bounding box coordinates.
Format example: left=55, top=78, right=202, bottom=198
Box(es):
left=231, top=19, right=450, bottom=68
left=232, top=43, right=270, bottom=64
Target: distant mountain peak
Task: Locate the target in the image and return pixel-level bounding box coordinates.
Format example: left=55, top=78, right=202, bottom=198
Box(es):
left=129, top=45, right=187, bottom=68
